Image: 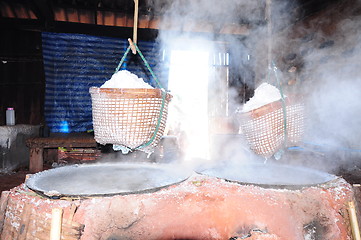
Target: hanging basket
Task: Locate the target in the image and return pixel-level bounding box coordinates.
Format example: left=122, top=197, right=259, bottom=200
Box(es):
left=89, top=87, right=172, bottom=153
left=239, top=96, right=305, bottom=158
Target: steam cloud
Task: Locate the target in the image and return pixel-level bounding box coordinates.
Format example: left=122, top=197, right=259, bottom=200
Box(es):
left=294, top=2, right=361, bottom=173
left=147, top=0, right=361, bottom=177
left=155, top=0, right=297, bottom=165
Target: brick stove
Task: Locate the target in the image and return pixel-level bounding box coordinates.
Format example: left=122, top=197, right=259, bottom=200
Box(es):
left=0, top=162, right=357, bottom=240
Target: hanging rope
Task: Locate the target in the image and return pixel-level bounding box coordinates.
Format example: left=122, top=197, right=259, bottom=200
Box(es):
left=271, top=61, right=288, bottom=151
left=108, top=0, right=167, bottom=154
left=115, top=39, right=165, bottom=90
left=113, top=39, right=167, bottom=152
left=136, top=90, right=167, bottom=150
left=132, top=40, right=165, bottom=90
left=115, top=45, right=131, bottom=73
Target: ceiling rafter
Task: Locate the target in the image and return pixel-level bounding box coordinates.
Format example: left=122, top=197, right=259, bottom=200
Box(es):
left=0, top=0, right=345, bottom=38
left=30, top=0, right=55, bottom=29
left=5, top=1, right=18, bottom=18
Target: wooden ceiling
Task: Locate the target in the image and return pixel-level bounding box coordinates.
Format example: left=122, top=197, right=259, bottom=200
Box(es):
left=0, top=0, right=342, bottom=39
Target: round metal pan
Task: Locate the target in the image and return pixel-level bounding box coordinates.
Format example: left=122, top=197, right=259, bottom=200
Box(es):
left=197, top=162, right=338, bottom=190
left=26, top=162, right=192, bottom=198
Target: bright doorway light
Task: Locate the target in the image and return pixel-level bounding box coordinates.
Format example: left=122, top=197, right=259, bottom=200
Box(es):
left=168, top=50, right=210, bottom=160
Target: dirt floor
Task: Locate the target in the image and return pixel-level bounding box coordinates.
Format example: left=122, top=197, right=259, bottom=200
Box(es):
left=0, top=168, right=29, bottom=193
left=0, top=163, right=53, bottom=194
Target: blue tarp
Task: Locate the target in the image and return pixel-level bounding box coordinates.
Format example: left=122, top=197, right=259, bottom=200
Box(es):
left=42, top=32, right=167, bottom=133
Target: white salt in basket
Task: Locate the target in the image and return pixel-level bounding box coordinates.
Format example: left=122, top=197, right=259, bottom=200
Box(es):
left=89, top=87, right=172, bottom=154
left=239, top=96, right=305, bottom=158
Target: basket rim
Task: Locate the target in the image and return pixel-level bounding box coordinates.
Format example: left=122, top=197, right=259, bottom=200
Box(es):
left=239, top=95, right=303, bottom=119
left=89, top=87, right=172, bottom=100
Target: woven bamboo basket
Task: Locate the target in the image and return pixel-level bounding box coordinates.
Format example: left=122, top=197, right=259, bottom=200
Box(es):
left=89, top=87, right=172, bottom=153
left=239, top=96, right=305, bottom=158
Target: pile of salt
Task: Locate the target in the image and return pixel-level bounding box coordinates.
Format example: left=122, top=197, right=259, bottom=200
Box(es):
left=242, top=83, right=285, bottom=112
left=101, top=70, right=153, bottom=89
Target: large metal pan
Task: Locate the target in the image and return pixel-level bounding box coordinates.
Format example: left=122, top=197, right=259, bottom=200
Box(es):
left=26, top=162, right=192, bottom=198
left=197, top=161, right=338, bottom=189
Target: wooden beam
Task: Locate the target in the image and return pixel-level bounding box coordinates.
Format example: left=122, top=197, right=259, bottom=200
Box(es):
left=29, top=0, right=55, bottom=29
left=0, top=18, right=159, bottom=41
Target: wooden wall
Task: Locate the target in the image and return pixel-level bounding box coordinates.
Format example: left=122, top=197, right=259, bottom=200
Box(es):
left=0, top=28, right=45, bottom=126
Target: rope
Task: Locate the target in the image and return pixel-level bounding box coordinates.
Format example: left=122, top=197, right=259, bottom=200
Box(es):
left=115, top=46, right=131, bottom=73
left=271, top=61, right=288, bottom=147
left=133, top=43, right=164, bottom=90
left=134, top=90, right=167, bottom=150
left=114, top=41, right=167, bottom=152
left=114, top=42, right=164, bottom=90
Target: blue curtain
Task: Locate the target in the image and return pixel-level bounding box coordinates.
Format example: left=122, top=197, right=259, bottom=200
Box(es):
left=42, top=32, right=168, bottom=133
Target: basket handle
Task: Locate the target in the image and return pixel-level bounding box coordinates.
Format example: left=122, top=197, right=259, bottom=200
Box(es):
left=113, top=39, right=168, bottom=153
left=114, top=90, right=167, bottom=154
left=114, top=38, right=165, bottom=91
left=268, top=61, right=288, bottom=159
left=134, top=90, right=167, bottom=151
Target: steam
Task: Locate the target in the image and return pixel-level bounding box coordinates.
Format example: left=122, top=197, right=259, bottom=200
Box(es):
left=146, top=0, right=361, bottom=178
left=155, top=0, right=292, bottom=164
left=296, top=5, right=361, bottom=173
left=149, top=0, right=265, bottom=31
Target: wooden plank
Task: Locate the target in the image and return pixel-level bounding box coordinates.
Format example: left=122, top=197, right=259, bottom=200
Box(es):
left=27, top=136, right=98, bottom=172
left=26, top=137, right=97, bottom=148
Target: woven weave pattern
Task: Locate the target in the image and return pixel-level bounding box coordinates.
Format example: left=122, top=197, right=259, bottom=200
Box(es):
left=240, top=98, right=305, bottom=158
left=90, top=87, right=171, bottom=153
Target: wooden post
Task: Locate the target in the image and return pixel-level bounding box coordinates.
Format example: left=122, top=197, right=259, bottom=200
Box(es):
left=130, top=0, right=139, bottom=54
left=348, top=201, right=361, bottom=240
left=29, top=147, right=43, bottom=173
left=50, top=208, right=63, bottom=240
left=133, top=0, right=139, bottom=44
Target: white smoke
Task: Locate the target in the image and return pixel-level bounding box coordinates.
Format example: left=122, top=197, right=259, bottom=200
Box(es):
left=148, top=0, right=361, bottom=179
left=301, top=14, right=361, bottom=167
left=154, top=0, right=296, bottom=164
